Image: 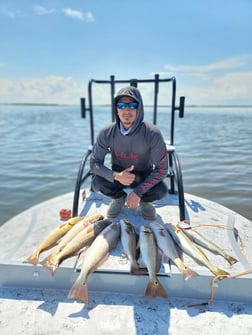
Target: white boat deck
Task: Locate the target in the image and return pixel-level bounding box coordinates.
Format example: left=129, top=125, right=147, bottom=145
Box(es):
left=0, top=190, right=252, bottom=334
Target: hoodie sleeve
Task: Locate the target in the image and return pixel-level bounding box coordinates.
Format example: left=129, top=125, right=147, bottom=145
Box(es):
left=132, top=129, right=168, bottom=197
left=90, top=127, right=115, bottom=182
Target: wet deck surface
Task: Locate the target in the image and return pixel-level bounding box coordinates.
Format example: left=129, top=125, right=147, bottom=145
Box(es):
left=0, top=191, right=252, bottom=334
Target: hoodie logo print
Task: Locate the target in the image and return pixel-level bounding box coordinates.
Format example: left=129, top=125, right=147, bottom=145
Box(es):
left=114, top=151, right=138, bottom=162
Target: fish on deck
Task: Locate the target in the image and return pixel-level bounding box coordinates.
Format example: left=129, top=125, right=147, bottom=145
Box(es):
left=23, top=216, right=85, bottom=265
left=67, top=221, right=121, bottom=304
left=41, top=219, right=111, bottom=275
left=166, top=223, right=230, bottom=277
left=139, top=225, right=168, bottom=298
left=149, top=221, right=198, bottom=280
left=119, top=219, right=145, bottom=274
left=39, top=214, right=104, bottom=269
left=181, top=226, right=238, bottom=265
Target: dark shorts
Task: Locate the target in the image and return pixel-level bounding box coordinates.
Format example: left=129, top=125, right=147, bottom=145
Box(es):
left=91, top=174, right=168, bottom=202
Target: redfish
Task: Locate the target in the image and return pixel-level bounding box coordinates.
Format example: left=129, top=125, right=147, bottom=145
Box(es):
left=24, top=216, right=84, bottom=265
left=40, top=214, right=104, bottom=269
left=149, top=221, right=198, bottom=280
left=120, top=219, right=143, bottom=274
left=68, top=221, right=121, bottom=304
left=41, top=218, right=111, bottom=275
left=139, top=225, right=167, bottom=298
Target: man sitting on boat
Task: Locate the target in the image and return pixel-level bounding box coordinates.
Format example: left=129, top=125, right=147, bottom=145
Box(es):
left=90, top=86, right=168, bottom=220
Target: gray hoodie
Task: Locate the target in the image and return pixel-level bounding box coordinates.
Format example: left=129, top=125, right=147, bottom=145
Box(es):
left=90, top=86, right=168, bottom=197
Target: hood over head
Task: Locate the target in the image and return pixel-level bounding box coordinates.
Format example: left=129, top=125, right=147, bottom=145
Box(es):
left=114, top=86, right=144, bottom=134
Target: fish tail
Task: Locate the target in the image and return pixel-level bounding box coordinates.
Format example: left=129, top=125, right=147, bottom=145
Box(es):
left=145, top=279, right=168, bottom=298
left=68, top=278, right=89, bottom=304
left=39, top=254, right=52, bottom=267
left=182, top=267, right=199, bottom=281
left=23, top=253, right=39, bottom=265
left=39, top=256, right=59, bottom=275
left=225, top=255, right=238, bottom=266
left=212, top=266, right=230, bottom=277
left=45, top=262, right=59, bottom=276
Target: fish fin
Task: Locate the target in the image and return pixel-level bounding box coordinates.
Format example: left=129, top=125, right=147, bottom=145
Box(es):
left=162, top=255, right=169, bottom=263
left=39, top=257, right=59, bottom=276
left=212, top=267, right=230, bottom=277
left=24, top=244, right=59, bottom=265
left=145, top=278, right=168, bottom=298
left=175, top=244, right=184, bottom=261
left=156, top=247, right=163, bottom=273
left=76, top=249, right=89, bottom=268
left=49, top=264, right=59, bottom=276
left=131, top=266, right=148, bottom=275
left=39, top=254, right=53, bottom=267
left=68, top=278, right=89, bottom=304
left=137, top=255, right=145, bottom=268
left=23, top=253, right=39, bottom=265
left=95, top=253, right=110, bottom=269
left=225, top=255, right=238, bottom=266
left=181, top=267, right=199, bottom=281
left=87, top=253, right=110, bottom=274
left=135, top=247, right=141, bottom=262
left=136, top=238, right=140, bottom=251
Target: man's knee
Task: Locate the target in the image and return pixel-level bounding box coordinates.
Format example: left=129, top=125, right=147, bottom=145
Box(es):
left=159, top=182, right=168, bottom=198
left=91, top=176, right=102, bottom=192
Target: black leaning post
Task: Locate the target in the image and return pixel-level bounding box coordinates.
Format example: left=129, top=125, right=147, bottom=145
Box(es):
left=153, top=74, right=159, bottom=125
left=88, top=80, right=95, bottom=145
left=130, top=79, right=138, bottom=87
left=80, top=97, right=86, bottom=118
left=110, top=75, right=115, bottom=122
left=170, top=77, right=176, bottom=146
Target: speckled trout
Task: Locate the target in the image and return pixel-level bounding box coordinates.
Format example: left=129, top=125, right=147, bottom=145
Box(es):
left=181, top=226, right=238, bottom=265
left=166, top=223, right=230, bottom=277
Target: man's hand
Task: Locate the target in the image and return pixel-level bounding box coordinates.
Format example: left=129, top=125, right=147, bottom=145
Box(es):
left=126, top=191, right=140, bottom=210
left=114, top=165, right=135, bottom=186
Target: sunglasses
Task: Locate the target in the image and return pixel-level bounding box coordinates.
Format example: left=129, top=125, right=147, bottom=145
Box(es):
left=116, top=101, right=138, bottom=110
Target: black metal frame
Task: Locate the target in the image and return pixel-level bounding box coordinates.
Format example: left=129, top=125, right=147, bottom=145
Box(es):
left=72, top=74, right=186, bottom=220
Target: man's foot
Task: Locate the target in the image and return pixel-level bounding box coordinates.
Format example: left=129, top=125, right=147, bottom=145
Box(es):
left=107, top=196, right=126, bottom=218
left=140, top=201, right=156, bottom=220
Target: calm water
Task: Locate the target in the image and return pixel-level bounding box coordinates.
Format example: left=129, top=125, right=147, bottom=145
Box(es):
left=0, top=105, right=251, bottom=226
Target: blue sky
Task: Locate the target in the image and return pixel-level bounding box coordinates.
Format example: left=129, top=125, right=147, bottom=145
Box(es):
left=0, top=0, right=252, bottom=105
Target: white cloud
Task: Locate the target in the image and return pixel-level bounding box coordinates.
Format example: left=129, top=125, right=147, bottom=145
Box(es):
left=212, top=71, right=252, bottom=100
left=62, top=8, right=94, bottom=22
left=163, top=56, right=247, bottom=74
left=149, top=56, right=252, bottom=104
left=0, top=76, right=83, bottom=104
left=1, top=56, right=252, bottom=105
left=33, top=5, right=56, bottom=15
left=178, top=71, right=252, bottom=105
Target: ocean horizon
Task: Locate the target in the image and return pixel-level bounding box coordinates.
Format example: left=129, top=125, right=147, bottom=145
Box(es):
left=0, top=105, right=251, bottom=226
